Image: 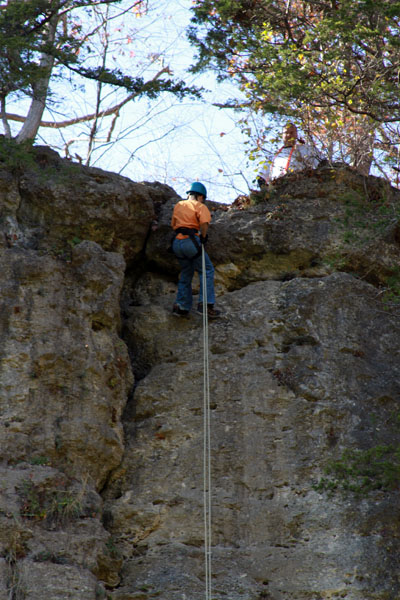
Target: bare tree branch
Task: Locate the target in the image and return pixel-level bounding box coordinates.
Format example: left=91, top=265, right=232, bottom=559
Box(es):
left=4, top=67, right=171, bottom=129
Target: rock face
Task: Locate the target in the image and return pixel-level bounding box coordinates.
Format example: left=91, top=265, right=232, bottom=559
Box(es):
left=113, top=274, right=400, bottom=600
left=0, top=147, right=399, bottom=599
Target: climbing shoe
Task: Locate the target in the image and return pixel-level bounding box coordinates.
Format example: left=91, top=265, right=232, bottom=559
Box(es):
left=196, top=303, right=221, bottom=319
left=172, top=303, right=189, bottom=317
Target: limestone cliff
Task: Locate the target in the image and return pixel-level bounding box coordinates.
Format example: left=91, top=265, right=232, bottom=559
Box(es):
left=0, top=146, right=399, bottom=600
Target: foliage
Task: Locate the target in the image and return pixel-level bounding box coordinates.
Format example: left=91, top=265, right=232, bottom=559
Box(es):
left=189, top=0, right=400, bottom=122
left=6, top=564, right=26, bottom=600
left=18, top=477, right=83, bottom=526
left=0, top=0, right=59, bottom=98
left=105, top=536, right=122, bottom=559
left=384, top=267, right=400, bottom=304
left=315, top=444, right=400, bottom=496
left=0, top=0, right=201, bottom=143
left=328, top=178, right=400, bottom=302
left=188, top=0, right=400, bottom=180
left=29, top=456, right=51, bottom=466
left=0, top=137, right=77, bottom=182
left=64, top=65, right=199, bottom=100
left=0, top=137, right=36, bottom=172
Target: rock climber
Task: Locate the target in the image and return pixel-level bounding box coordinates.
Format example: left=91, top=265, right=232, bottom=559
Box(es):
left=170, top=182, right=221, bottom=318
left=258, top=122, right=323, bottom=186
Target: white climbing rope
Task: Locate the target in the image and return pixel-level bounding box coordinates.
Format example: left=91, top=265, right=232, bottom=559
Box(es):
left=202, top=244, right=212, bottom=600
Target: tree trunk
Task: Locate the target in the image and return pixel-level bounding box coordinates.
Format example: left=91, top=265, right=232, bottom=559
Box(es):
left=350, top=126, right=375, bottom=176
left=16, top=9, right=58, bottom=143
left=0, top=96, right=12, bottom=138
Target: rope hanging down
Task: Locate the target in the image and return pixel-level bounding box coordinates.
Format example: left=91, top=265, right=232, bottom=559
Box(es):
left=202, top=245, right=212, bottom=600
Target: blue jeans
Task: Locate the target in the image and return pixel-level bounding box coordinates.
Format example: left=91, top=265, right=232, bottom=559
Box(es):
left=172, top=237, right=216, bottom=311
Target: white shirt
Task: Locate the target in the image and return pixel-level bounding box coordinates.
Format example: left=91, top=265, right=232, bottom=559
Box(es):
left=260, top=143, right=322, bottom=183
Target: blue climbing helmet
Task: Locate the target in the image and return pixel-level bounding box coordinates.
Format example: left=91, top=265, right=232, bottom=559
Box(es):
left=186, top=181, right=207, bottom=199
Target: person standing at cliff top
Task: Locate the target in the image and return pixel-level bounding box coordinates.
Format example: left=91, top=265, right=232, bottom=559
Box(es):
left=258, top=122, right=323, bottom=186
left=170, top=182, right=221, bottom=318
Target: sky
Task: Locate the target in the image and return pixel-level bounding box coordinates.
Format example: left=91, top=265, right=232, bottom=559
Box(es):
left=7, top=0, right=264, bottom=204
left=101, top=0, right=262, bottom=203
left=6, top=1, right=398, bottom=202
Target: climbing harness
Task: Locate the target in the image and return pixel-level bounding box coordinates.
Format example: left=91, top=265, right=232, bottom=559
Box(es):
left=202, top=244, right=212, bottom=600
left=171, top=227, right=202, bottom=258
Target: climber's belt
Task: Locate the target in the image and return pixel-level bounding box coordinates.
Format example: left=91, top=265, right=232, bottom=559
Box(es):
left=175, top=227, right=198, bottom=236
left=173, top=227, right=201, bottom=257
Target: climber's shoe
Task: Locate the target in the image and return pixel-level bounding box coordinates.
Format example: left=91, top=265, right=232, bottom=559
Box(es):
left=172, top=303, right=189, bottom=317
left=196, top=303, right=221, bottom=319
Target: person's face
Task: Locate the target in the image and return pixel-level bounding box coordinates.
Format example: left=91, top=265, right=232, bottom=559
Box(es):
left=283, top=125, right=297, bottom=146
